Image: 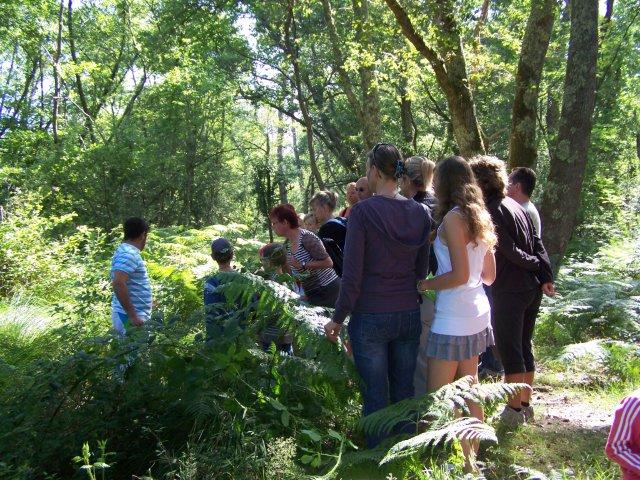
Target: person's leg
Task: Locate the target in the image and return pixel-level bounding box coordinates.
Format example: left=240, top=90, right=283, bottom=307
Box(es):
left=521, top=289, right=542, bottom=405
left=492, top=291, right=527, bottom=409
left=389, top=310, right=421, bottom=404
left=348, top=312, right=391, bottom=448
left=427, top=358, right=459, bottom=393
left=413, top=300, right=434, bottom=397
left=456, top=356, right=482, bottom=472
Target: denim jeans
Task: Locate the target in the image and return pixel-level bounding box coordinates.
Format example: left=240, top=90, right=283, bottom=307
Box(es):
left=348, top=309, right=421, bottom=447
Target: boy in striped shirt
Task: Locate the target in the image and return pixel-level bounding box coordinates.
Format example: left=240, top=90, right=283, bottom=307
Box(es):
left=110, top=217, right=152, bottom=334
left=606, top=389, right=640, bottom=479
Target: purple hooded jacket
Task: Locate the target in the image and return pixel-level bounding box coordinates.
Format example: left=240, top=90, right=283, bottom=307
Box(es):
left=332, top=195, right=432, bottom=324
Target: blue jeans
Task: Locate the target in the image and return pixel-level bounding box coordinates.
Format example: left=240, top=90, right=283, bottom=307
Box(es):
left=348, top=309, right=421, bottom=447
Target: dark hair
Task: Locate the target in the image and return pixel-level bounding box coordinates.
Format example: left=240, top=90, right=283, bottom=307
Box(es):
left=260, top=242, right=287, bottom=268
left=213, top=249, right=233, bottom=264
left=123, top=217, right=149, bottom=240
left=367, top=143, right=405, bottom=179
left=468, top=155, right=508, bottom=201
left=269, top=203, right=300, bottom=228
left=510, top=167, right=537, bottom=197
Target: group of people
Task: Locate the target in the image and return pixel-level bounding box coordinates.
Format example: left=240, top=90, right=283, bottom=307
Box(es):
left=107, top=143, right=639, bottom=477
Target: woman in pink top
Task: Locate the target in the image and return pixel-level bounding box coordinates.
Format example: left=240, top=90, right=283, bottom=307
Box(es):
left=606, top=389, right=640, bottom=479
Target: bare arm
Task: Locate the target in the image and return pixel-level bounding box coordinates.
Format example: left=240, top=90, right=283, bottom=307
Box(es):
left=418, top=213, right=470, bottom=291
left=481, top=249, right=496, bottom=285
left=111, top=270, right=143, bottom=326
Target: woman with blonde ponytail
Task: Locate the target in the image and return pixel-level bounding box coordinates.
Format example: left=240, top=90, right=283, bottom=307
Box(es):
left=399, top=156, right=436, bottom=210
left=417, top=155, right=497, bottom=474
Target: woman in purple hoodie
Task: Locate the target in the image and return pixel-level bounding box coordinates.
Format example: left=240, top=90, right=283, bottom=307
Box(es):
left=324, top=143, right=431, bottom=447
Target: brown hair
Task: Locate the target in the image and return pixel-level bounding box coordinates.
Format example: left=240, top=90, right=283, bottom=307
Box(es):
left=367, top=143, right=405, bottom=179
left=434, top=156, right=496, bottom=248
left=309, top=190, right=338, bottom=211
left=404, top=156, right=435, bottom=191
left=468, top=155, right=508, bottom=201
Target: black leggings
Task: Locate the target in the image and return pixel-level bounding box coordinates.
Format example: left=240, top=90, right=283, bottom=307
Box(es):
left=492, top=288, right=543, bottom=375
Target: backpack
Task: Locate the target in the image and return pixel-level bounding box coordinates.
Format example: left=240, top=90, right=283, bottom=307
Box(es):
left=319, top=217, right=347, bottom=277
left=321, top=237, right=344, bottom=277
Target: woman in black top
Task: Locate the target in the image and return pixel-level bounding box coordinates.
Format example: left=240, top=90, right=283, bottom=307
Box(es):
left=469, top=155, right=555, bottom=426
left=310, top=190, right=347, bottom=251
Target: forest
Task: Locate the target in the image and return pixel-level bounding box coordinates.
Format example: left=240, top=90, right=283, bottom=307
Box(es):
left=0, top=0, right=639, bottom=478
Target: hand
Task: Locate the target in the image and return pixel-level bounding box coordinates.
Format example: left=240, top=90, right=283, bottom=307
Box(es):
left=417, top=279, right=430, bottom=292
left=324, top=320, right=342, bottom=343
left=131, top=314, right=144, bottom=327
left=542, top=282, right=556, bottom=297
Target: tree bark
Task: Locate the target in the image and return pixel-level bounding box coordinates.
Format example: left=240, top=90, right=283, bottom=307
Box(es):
left=0, top=58, right=38, bottom=138
left=384, top=0, right=485, bottom=156
left=67, top=0, right=95, bottom=141
left=508, top=0, right=557, bottom=169
left=398, top=75, right=415, bottom=156
left=53, top=0, right=65, bottom=144
left=473, top=0, right=491, bottom=44
left=353, top=0, right=381, bottom=149
left=285, top=0, right=325, bottom=190
left=276, top=110, right=288, bottom=204
left=540, top=0, right=598, bottom=268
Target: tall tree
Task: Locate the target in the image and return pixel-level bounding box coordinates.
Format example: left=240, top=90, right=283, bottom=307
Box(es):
left=508, top=0, right=558, bottom=169
left=540, top=0, right=598, bottom=267
left=284, top=0, right=325, bottom=190
left=384, top=0, right=485, bottom=156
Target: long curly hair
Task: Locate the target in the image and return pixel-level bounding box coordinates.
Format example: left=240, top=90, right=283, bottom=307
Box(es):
left=434, top=156, right=497, bottom=248
left=468, top=155, right=508, bottom=201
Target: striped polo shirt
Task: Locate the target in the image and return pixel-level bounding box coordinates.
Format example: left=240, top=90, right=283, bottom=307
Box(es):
left=110, top=242, right=152, bottom=320
left=288, top=229, right=338, bottom=293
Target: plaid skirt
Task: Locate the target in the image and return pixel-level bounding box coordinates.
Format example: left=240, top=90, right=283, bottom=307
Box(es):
left=425, top=325, right=495, bottom=361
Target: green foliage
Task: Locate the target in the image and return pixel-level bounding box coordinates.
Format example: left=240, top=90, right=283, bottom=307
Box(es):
left=536, top=238, right=640, bottom=351
left=359, top=376, right=527, bottom=465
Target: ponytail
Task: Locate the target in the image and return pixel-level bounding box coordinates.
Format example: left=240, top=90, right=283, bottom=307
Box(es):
left=405, top=156, right=435, bottom=191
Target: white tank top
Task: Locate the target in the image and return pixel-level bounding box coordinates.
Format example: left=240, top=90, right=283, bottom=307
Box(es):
left=430, top=209, right=491, bottom=336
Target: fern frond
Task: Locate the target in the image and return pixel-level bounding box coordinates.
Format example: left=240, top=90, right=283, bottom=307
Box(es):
left=380, top=417, right=497, bottom=465
left=359, top=396, right=431, bottom=436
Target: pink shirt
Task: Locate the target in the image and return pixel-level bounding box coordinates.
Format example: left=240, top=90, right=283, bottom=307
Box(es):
left=606, top=390, right=640, bottom=479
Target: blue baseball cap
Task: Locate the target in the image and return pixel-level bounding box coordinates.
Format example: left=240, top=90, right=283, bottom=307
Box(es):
left=211, top=237, right=233, bottom=254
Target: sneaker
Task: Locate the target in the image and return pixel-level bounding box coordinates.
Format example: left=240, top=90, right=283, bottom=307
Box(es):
left=499, top=405, right=526, bottom=427
left=522, top=404, right=534, bottom=422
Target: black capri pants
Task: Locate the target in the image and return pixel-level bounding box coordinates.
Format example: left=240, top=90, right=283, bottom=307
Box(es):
left=491, top=288, right=543, bottom=375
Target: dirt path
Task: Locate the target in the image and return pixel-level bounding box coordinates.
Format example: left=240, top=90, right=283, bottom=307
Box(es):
left=532, top=386, right=614, bottom=431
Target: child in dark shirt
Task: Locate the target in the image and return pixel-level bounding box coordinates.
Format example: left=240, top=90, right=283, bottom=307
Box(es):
left=203, top=237, right=235, bottom=341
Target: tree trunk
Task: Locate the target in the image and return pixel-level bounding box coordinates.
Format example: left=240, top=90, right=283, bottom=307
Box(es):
left=67, top=0, right=95, bottom=141
left=473, top=0, right=491, bottom=44
left=53, top=0, right=65, bottom=144
left=508, top=0, right=557, bottom=169
left=353, top=0, right=381, bottom=149
left=276, top=110, right=288, bottom=204
left=398, top=75, right=415, bottom=156
left=290, top=123, right=306, bottom=200
left=285, top=0, right=325, bottom=190
left=384, top=0, right=485, bottom=156
left=540, top=0, right=598, bottom=268
left=0, top=58, right=38, bottom=138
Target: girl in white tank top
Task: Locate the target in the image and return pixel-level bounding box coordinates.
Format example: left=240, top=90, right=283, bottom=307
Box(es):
left=416, top=156, right=497, bottom=474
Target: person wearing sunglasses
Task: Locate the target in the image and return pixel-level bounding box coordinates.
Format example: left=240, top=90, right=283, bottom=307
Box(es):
left=324, top=143, right=431, bottom=447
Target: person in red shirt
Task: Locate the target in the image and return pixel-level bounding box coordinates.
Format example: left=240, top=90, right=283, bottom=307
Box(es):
left=606, top=389, right=640, bottom=479
left=339, top=182, right=359, bottom=218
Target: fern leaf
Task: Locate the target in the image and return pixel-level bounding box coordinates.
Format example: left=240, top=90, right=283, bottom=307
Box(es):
left=380, top=417, right=497, bottom=465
